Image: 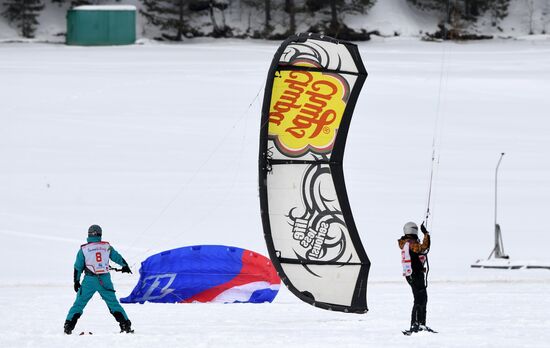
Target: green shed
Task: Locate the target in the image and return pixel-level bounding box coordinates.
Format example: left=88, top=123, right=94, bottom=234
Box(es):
left=66, top=5, right=136, bottom=46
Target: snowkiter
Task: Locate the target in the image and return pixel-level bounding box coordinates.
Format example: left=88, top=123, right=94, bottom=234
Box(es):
left=398, top=221, right=431, bottom=333
left=64, top=225, right=133, bottom=334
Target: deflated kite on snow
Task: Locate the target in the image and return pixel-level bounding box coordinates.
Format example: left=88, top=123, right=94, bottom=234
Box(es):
left=258, top=33, right=370, bottom=313
left=121, top=245, right=280, bottom=304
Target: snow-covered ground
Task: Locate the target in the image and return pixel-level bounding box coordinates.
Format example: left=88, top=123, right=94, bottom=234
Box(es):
left=2, top=280, right=550, bottom=347
left=1, top=38, right=550, bottom=346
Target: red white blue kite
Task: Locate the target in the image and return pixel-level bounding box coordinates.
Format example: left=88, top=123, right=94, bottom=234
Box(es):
left=121, top=245, right=280, bottom=304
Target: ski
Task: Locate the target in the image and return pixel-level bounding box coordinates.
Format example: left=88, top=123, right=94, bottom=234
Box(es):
left=79, top=331, right=93, bottom=336
left=402, top=327, right=438, bottom=335
left=422, top=327, right=438, bottom=333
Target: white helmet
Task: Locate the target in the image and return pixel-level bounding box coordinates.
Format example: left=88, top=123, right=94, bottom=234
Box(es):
left=403, top=222, right=418, bottom=235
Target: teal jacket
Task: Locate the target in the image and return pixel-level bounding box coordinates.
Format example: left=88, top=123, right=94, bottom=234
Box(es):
left=74, top=236, right=128, bottom=281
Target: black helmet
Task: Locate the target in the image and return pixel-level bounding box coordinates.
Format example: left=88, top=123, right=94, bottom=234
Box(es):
left=88, top=224, right=102, bottom=237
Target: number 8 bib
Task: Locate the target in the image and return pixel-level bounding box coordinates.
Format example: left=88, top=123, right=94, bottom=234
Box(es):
left=82, top=242, right=111, bottom=274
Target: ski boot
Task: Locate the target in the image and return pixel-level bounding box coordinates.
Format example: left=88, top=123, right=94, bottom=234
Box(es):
left=63, top=313, right=81, bottom=335
left=120, top=319, right=134, bottom=333
left=410, top=323, right=420, bottom=333
left=63, top=321, right=74, bottom=335
left=402, top=323, right=420, bottom=336
left=112, top=311, right=134, bottom=333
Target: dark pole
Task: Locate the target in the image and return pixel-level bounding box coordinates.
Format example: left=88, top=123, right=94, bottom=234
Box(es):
left=178, top=0, right=184, bottom=41
left=287, top=0, right=296, bottom=34
left=444, top=0, right=451, bottom=40
left=265, top=0, right=271, bottom=32
left=330, top=0, right=338, bottom=31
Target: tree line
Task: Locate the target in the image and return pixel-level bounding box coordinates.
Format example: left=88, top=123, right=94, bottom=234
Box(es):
left=2, top=0, right=547, bottom=41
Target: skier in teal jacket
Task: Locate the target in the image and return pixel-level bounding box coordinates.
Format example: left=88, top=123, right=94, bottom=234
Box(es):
left=64, top=225, right=134, bottom=334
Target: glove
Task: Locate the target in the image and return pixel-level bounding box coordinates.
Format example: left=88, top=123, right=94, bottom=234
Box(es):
left=121, top=265, right=132, bottom=274
left=420, top=223, right=429, bottom=234
left=73, top=269, right=81, bottom=292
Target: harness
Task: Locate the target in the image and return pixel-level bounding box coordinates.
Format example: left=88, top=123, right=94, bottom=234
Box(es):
left=401, top=238, right=430, bottom=288
left=80, top=241, right=116, bottom=292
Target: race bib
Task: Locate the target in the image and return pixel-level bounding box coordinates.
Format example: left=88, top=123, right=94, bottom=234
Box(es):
left=401, top=242, right=412, bottom=277
left=82, top=242, right=111, bottom=274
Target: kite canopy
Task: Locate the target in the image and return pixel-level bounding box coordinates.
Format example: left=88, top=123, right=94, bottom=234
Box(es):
left=121, top=245, right=280, bottom=304
left=259, top=33, right=370, bottom=313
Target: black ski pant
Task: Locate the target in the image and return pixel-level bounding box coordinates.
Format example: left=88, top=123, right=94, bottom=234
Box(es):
left=406, top=274, right=427, bottom=326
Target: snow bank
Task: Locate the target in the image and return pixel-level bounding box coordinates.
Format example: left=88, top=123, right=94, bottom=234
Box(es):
left=73, top=5, right=137, bottom=11
left=348, top=0, right=440, bottom=37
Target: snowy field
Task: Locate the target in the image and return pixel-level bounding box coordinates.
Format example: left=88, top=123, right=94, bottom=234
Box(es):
left=1, top=38, right=550, bottom=346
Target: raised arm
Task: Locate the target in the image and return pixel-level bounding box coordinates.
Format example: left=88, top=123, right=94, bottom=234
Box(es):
left=410, top=233, right=430, bottom=253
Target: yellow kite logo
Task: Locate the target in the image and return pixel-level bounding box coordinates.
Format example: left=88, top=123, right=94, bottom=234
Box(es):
left=268, top=69, right=349, bottom=157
